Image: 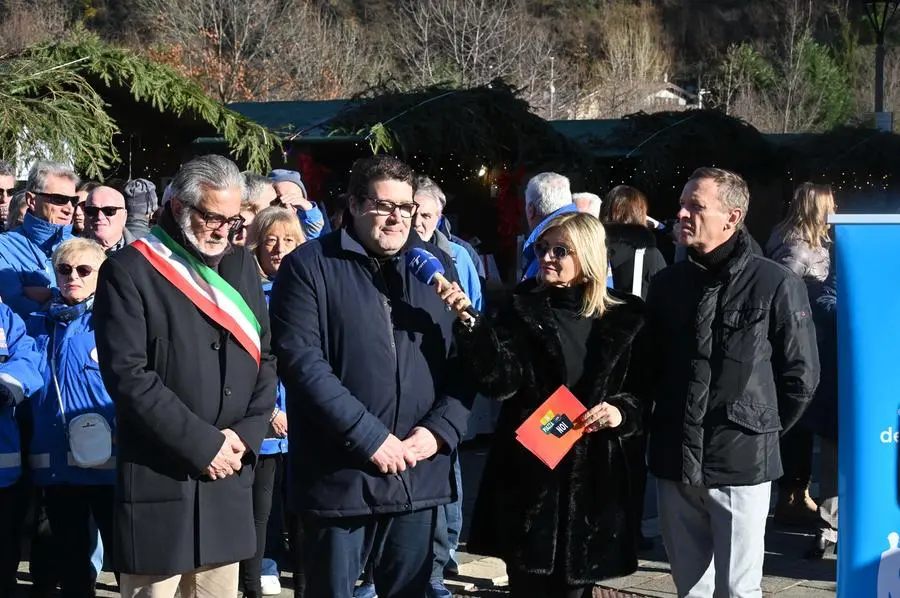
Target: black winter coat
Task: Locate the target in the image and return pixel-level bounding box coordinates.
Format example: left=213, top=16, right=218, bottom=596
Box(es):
left=645, top=228, right=820, bottom=488
left=605, top=223, right=668, bottom=300
left=94, top=223, right=278, bottom=575
left=269, top=228, right=471, bottom=517
left=457, top=283, right=647, bottom=585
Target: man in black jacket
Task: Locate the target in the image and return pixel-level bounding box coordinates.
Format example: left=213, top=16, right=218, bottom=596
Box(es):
left=269, top=155, right=470, bottom=598
left=646, top=167, right=819, bottom=598
left=94, top=155, right=278, bottom=597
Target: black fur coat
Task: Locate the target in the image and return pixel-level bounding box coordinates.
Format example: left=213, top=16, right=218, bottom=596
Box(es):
left=456, top=283, right=647, bottom=585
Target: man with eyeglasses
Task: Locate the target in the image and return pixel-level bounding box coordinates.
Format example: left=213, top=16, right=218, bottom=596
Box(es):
left=0, top=161, right=16, bottom=233
left=269, top=155, right=471, bottom=598
left=0, top=160, right=78, bottom=318
left=93, top=155, right=278, bottom=598
left=84, top=186, right=134, bottom=255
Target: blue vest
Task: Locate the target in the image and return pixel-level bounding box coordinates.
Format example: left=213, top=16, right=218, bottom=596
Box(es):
left=0, top=304, right=43, bottom=488
left=27, top=309, right=117, bottom=485
left=260, top=281, right=288, bottom=456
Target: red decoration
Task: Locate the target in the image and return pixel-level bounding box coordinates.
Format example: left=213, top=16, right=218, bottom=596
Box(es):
left=495, top=165, right=527, bottom=261
left=296, top=152, right=331, bottom=203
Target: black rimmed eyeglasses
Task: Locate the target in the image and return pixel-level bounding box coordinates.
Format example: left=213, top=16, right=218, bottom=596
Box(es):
left=364, top=197, right=419, bottom=219
left=189, top=205, right=245, bottom=232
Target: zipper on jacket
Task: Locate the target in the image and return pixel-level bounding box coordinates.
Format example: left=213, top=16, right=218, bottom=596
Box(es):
left=373, top=258, right=414, bottom=511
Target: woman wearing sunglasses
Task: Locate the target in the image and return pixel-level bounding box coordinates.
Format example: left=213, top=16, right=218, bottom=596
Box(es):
left=441, top=212, right=648, bottom=598
left=25, top=238, right=118, bottom=597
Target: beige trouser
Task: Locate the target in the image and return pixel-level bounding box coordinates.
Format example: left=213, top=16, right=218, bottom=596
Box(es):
left=118, top=563, right=239, bottom=598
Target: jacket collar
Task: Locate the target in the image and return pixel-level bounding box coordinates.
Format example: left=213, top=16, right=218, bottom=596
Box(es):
left=339, top=225, right=425, bottom=260
left=687, top=227, right=754, bottom=282
left=21, top=212, right=72, bottom=252
left=431, top=230, right=453, bottom=254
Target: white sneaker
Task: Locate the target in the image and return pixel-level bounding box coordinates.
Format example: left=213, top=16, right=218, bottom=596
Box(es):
left=260, top=574, right=282, bottom=596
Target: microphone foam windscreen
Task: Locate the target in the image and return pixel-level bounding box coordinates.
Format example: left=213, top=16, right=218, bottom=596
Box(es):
left=406, top=247, right=445, bottom=285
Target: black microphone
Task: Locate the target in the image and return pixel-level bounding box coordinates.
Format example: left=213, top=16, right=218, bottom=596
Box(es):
left=405, top=247, right=480, bottom=320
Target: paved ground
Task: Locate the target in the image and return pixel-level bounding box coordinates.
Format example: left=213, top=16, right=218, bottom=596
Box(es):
left=12, top=441, right=836, bottom=597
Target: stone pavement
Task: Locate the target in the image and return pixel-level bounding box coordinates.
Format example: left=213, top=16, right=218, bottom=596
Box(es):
left=12, top=441, right=837, bottom=597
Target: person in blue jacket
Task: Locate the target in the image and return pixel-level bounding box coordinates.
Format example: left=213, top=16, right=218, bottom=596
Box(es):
left=407, top=175, right=482, bottom=598
left=26, top=238, right=117, bottom=598
left=0, top=160, right=79, bottom=318
left=519, top=173, right=578, bottom=281
left=270, top=155, right=472, bottom=598
left=268, top=169, right=330, bottom=240
left=239, top=207, right=306, bottom=598
left=0, top=301, right=43, bottom=595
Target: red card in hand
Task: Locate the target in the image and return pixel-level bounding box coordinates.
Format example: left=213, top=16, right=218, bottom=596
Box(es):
left=515, top=386, right=587, bottom=469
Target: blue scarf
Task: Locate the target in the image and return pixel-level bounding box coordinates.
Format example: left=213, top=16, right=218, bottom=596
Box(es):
left=47, top=295, right=94, bottom=324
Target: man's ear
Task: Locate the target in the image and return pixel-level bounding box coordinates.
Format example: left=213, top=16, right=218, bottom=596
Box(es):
left=726, top=208, right=744, bottom=230
left=525, top=203, right=536, bottom=226
left=348, top=197, right=361, bottom=218
left=26, top=192, right=36, bottom=211
left=170, top=198, right=183, bottom=217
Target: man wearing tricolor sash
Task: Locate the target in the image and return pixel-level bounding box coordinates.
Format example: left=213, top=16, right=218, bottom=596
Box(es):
left=93, top=155, right=278, bottom=598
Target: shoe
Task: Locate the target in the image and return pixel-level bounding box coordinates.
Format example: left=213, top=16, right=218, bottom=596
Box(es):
left=774, top=487, right=819, bottom=527
left=353, top=582, right=378, bottom=598
left=805, top=534, right=837, bottom=559
left=427, top=580, right=454, bottom=598
left=260, top=574, right=282, bottom=596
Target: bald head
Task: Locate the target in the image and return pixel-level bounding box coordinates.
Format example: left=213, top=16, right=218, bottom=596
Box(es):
left=86, top=186, right=128, bottom=250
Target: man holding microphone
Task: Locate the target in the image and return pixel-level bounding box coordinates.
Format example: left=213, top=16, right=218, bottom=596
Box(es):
left=269, top=155, right=471, bottom=598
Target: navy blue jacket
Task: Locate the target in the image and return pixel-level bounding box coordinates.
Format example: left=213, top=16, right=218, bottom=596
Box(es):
left=269, top=227, right=471, bottom=517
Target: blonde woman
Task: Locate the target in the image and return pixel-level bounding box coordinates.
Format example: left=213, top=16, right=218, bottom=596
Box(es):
left=765, top=182, right=835, bottom=282
left=25, top=238, right=117, bottom=596
left=241, top=206, right=304, bottom=598
left=442, top=211, right=647, bottom=597
left=765, top=182, right=835, bottom=527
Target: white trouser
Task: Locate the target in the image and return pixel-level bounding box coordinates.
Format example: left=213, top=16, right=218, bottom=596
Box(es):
left=658, top=479, right=772, bottom=598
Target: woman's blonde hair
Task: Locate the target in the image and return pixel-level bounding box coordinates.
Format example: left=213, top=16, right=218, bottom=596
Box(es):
left=248, top=207, right=305, bottom=277
left=538, top=211, right=620, bottom=318
left=776, top=182, right=835, bottom=249
left=52, top=238, right=107, bottom=270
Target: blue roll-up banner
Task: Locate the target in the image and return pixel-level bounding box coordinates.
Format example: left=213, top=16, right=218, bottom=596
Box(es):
left=831, top=214, right=900, bottom=597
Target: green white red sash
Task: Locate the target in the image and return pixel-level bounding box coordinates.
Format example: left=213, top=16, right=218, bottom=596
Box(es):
left=132, top=226, right=261, bottom=367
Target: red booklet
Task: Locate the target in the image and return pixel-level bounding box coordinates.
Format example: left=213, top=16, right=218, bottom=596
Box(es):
left=515, top=386, right=588, bottom=469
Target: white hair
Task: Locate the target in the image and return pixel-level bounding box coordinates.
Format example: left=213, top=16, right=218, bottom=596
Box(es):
left=26, top=160, right=79, bottom=193
left=525, top=172, right=572, bottom=220
left=573, top=192, right=602, bottom=218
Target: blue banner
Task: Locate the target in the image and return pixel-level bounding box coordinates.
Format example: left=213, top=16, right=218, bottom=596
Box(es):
left=832, top=215, right=900, bottom=598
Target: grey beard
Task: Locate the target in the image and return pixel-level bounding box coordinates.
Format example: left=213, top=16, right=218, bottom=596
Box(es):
left=178, top=209, right=228, bottom=257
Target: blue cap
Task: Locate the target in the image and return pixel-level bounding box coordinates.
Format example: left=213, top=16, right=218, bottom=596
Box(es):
left=268, top=169, right=307, bottom=199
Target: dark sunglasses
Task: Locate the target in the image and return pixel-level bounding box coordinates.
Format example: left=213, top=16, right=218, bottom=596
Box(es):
left=35, top=192, right=80, bottom=207
left=84, top=205, right=125, bottom=219
left=56, top=264, right=95, bottom=278
left=189, top=205, right=245, bottom=232
left=534, top=242, right=575, bottom=260
left=0, top=188, right=14, bottom=197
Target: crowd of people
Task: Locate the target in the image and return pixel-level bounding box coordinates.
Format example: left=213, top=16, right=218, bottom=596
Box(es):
left=0, top=153, right=838, bottom=598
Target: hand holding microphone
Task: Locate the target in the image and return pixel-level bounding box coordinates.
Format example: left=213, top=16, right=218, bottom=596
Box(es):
left=406, top=248, right=478, bottom=323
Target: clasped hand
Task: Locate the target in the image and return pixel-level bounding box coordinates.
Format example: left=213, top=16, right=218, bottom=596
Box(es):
left=369, top=427, right=443, bottom=475
left=206, top=428, right=246, bottom=480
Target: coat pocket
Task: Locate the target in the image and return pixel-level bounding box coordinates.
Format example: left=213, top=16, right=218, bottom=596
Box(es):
left=721, top=308, right=768, bottom=360
left=726, top=401, right=783, bottom=434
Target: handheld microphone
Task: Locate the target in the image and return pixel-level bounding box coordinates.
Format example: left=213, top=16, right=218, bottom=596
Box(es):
left=405, top=247, right=480, bottom=320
